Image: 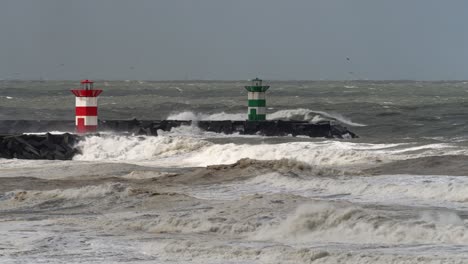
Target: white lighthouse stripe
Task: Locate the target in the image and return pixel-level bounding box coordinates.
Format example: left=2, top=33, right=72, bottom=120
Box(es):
left=248, top=107, right=266, bottom=115
left=76, top=116, right=98, bottom=126
left=247, top=92, right=265, bottom=100
left=76, top=97, right=98, bottom=107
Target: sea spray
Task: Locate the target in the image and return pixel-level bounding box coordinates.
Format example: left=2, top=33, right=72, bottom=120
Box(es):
left=167, top=111, right=245, bottom=121
left=268, top=108, right=367, bottom=126
left=167, top=108, right=366, bottom=127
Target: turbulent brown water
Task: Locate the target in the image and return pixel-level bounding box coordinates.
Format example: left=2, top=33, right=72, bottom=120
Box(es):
left=2, top=80, right=468, bottom=263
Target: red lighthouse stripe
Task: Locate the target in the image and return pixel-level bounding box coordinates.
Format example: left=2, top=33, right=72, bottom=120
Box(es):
left=76, top=118, right=97, bottom=133
left=76, top=106, right=98, bottom=116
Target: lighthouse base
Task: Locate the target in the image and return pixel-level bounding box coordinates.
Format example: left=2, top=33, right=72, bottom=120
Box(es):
left=76, top=125, right=97, bottom=134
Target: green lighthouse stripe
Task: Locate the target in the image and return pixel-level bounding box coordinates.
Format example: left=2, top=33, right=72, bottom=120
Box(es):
left=248, top=107, right=265, bottom=115
left=248, top=100, right=266, bottom=107
left=248, top=114, right=266, bottom=121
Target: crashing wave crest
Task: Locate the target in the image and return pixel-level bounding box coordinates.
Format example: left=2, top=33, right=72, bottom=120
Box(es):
left=254, top=202, right=468, bottom=245
left=167, top=108, right=367, bottom=127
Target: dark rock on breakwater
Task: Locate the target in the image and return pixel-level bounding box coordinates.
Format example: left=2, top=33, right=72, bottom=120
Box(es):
left=0, top=119, right=357, bottom=138
left=0, top=120, right=357, bottom=160
left=0, top=133, right=80, bottom=160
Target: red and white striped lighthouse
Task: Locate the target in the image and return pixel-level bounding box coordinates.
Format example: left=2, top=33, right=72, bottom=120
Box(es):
left=71, top=80, right=103, bottom=133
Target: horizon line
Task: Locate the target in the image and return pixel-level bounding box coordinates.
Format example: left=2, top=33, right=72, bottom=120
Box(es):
left=2, top=79, right=468, bottom=82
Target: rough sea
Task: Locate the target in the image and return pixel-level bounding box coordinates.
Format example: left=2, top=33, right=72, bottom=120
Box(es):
left=2, top=80, right=468, bottom=263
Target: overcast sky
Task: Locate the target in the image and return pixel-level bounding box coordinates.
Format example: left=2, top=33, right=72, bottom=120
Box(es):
left=1, top=0, right=467, bottom=80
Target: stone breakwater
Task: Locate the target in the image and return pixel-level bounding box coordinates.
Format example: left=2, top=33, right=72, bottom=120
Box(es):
left=0, top=119, right=357, bottom=138
left=0, top=120, right=357, bottom=160
left=0, top=133, right=79, bottom=160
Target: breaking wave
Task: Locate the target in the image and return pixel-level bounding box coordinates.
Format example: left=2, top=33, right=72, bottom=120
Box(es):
left=180, top=140, right=391, bottom=167
left=166, top=108, right=367, bottom=127
left=232, top=173, right=468, bottom=206
left=73, top=134, right=465, bottom=169
left=254, top=202, right=468, bottom=245
left=73, top=134, right=210, bottom=161
left=268, top=108, right=367, bottom=127
left=74, top=135, right=407, bottom=167
left=0, top=183, right=131, bottom=210
left=167, top=111, right=244, bottom=121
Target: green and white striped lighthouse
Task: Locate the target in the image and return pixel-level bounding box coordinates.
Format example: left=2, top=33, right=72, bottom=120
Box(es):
left=244, top=78, right=270, bottom=121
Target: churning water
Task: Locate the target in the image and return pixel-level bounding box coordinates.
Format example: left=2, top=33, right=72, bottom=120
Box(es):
left=2, top=80, right=468, bottom=263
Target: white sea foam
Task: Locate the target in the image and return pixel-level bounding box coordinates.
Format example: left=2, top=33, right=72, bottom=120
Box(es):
left=157, top=123, right=238, bottom=138
left=254, top=202, right=468, bottom=245
left=24, top=131, right=70, bottom=135
left=0, top=159, right=68, bottom=170
left=180, top=141, right=394, bottom=167
left=74, top=135, right=407, bottom=167
left=100, top=212, right=260, bottom=236
left=189, top=172, right=468, bottom=209
left=71, top=133, right=465, bottom=169
left=140, top=238, right=468, bottom=264
left=166, top=108, right=367, bottom=127
left=167, top=111, right=244, bottom=121
left=73, top=134, right=210, bottom=162
left=268, top=108, right=367, bottom=126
